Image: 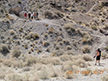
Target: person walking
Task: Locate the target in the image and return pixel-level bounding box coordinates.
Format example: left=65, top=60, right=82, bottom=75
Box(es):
left=34, top=12, right=37, bottom=19
left=94, top=48, right=101, bottom=65
left=28, top=12, right=31, bottom=20
left=31, top=12, right=34, bottom=20
left=24, top=12, right=27, bottom=19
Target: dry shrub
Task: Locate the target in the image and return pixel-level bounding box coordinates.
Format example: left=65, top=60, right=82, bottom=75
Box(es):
left=49, top=68, right=59, bottom=78
left=81, top=68, right=92, bottom=76
left=66, top=45, right=72, bottom=50
left=11, top=47, right=21, bottom=58
left=39, top=57, right=62, bottom=65
left=42, top=41, right=50, bottom=47
left=23, top=55, right=37, bottom=66
left=64, top=71, right=74, bottom=79
left=9, top=7, right=21, bottom=17
left=53, top=50, right=64, bottom=56
left=91, top=25, right=98, bottom=30
left=82, top=37, right=93, bottom=44
left=48, top=27, right=55, bottom=33
left=33, top=63, right=43, bottom=70
left=23, top=67, right=31, bottom=72
left=82, top=45, right=90, bottom=53
left=39, top=68, right=49, bottom=79
left=51, top=57, right=62, bottom=65
left=102, top=74, right=108, bottom=81
left=75, top=59, right=87, bottom=68
left=9, top=29, right=16, bottom=35
left=62, top=61, right=74, bottom=72
left=101, top=51, right=107, bottom=59
left=12, top=60, right=24, bottom=68
left=33, top=33, right=39, bottom=40
left=60, top=55, right=72, bottom=61
left=63, top=39, right=70, bottom=45
left=64, top=23, right=76, bottom=35
left=6, top=73, right=24, bottom=81
left=0, top=70, right=6, bottom=79
left=0, top=44, right=10, bottom=56
left=29, top=73, right=39, bottom=81
left=56, top=36, right=62, bottom=42
left=17, top=0, right=22, bottom=4
left=82, top=54, right=93, bottom=61
left=64, top=23, right=73, bottom=29
left=105, top=46, right=108, bottom=51
left=26, top=32, right=39, bottom=40
left=2, top=59, right=13, bottom=67
left=44, top=10, right=54, bottom=19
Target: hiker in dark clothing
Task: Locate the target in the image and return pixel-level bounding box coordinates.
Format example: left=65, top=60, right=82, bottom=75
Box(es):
left=28, top=12, right=31, bottom=20
left=94, top=48, right=101, bottom=65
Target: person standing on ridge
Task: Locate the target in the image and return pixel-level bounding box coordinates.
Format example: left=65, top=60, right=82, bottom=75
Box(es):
left=94, top=48, right=101, bottom=65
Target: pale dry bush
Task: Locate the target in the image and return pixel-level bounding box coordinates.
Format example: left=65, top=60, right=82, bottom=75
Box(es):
left=64, top=71, right=74, bottom=79
left=64, top=23, right=73, bottom=29
left=0, top=70, right=6, bottom=79
left=62, top=61, right=74, bottom=72
left=101, top=74, right=108, bottom=81
left=48, top=65, right=60, bottom=78
left=0, top=44, right=10, bottom=56
left=38, top=57, right=51, bottom=64
left=82, top=54, right=93, bottom=61
left=23, top=55, right=38, bottom=66
left=51, top=57, right=62, bottom=65
left=81, top=68, right=92, bottom=76
left=1, top=58, right=24, bottom=68
left=39, top=68, right=49, bottom=79
left=101, top=51, right=107, bottom=59
left=12, top=59, right=24, bottom=68
left=60, top=54, right=72, bottom=61
left=26, top=32, right=39, bottom=40
left=2, top=59, right=13, bottom=67
left=39, top=57, right=62, bottom=65
left=74, top=59, right=87, bottom=68
left=11, top=47, right=21, bottom=58
left=82, top=45, right=90, bottom=53
left=9, top=29, right=16, bottom=35
left=29, top=73, right=39, bottom=81
left=33, top=63, right=43, bottom=70
left=6, top=73, right=26, bottom=81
